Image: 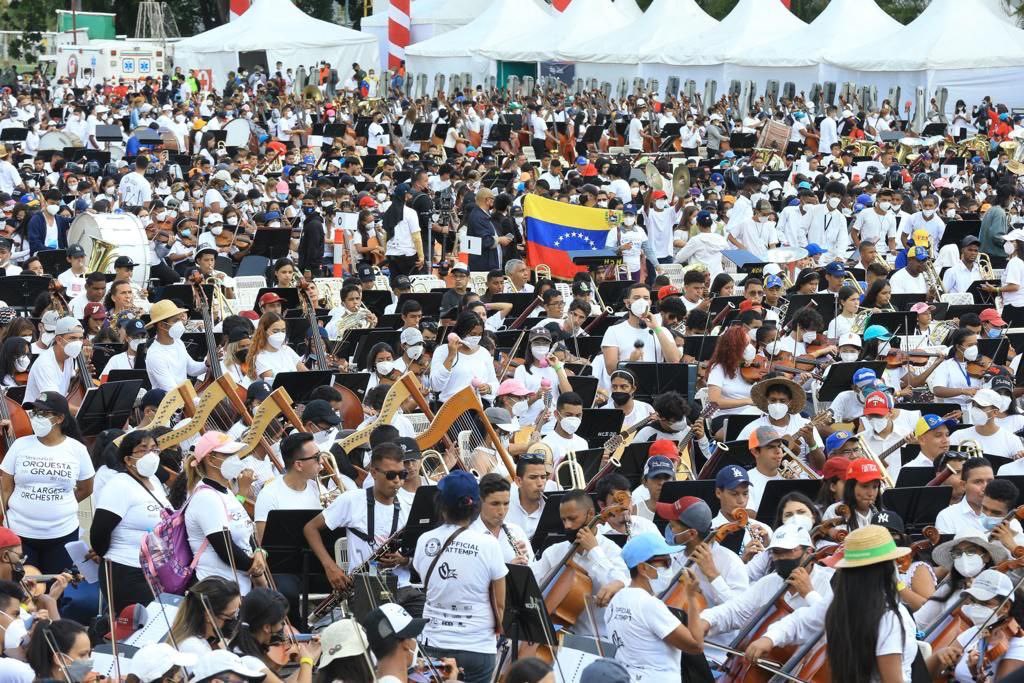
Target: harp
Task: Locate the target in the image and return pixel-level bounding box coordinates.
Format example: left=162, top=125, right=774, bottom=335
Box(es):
left=235, top=388, right=305, bottom=458
left=155, top=380, right=230, bottom=450
left=113, top=381, right=196, bottom=447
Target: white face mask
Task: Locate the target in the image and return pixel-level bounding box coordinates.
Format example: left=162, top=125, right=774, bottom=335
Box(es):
left=1006, top=242, right=1016, bottom=256
left=963, top=345, right=979, bottom=362
left=129, top=338, right=145, bottom=352
left=461, top=335, right=481, bottom=351
left=406, top=345, right=423, bottom=361
left=531, top=344, right=550, bottom=360
left=560, top=415, right=581, bottom=435
left=655, top=199, right=668, bottom=210
left=961, top=603, right=997, bottom=627
left=45, top=204, right=59, bottom=216
left=878, top=201, right=891, bottom=211
left=623, top=216, right=636, bottom=226
left=168, top=321, right=186, bottom=340
left=14, top=356, right=29, bottom=373
left=953, top=552, right=985, bottom=578
left=767, top=403, right=789, bottom=420
left=1, top=615, right=26, bottom=650
left=923, top=209, right=935, bottom=218
left=970, top=406, right=991, bottom=425
left=840, top=351, right=859, bottom=362
left=784, top=513, right=814, bottom=533
left=630, top=299, right=650, bottom=317
left=945, top=209, right=956, bottom=218
left=135, top=451, right=160, bottom=478
left=268, top=332, right=287, bottom=349
left=63, top=340, right=83, bottom=359
left=227, top=217, right=239, bottom=226
left=20, top=336, right=31, bottom=345
left=174, top=190, right=185, bottom=201
left=211, top=226, right=224, bottom=236
left=512, top=400, right=529, bottom=417
left=867, top=416, right=889, bottom=433
left=827, top=197, right=841, bottom=210
left=376, top=360, right=394, bottom=376
left=742, top=345, right=757, bottom=363
left=30, top=415, right=53, bottom=438
left=801, top=331, right=817, bottom=344
left=647, top=564, right=677, bottom=596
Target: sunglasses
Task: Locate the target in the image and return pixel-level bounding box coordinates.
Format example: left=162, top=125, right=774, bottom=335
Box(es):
left=376, top=468, right=409, bottom=481
left=520, top=453, right=547, bottom=464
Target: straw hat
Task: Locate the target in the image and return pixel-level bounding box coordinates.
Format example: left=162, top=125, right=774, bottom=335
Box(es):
left=834, top=525, right=910, bottom=569
left=146, top=299, right=187, bottom=327
left=1007, top=160, right=1024, bottom=176
left=932, top=531, right=1009, bottom=568
left=0, top=144, right=8, bottom=159
left=750, top=377, right=805, bottom=415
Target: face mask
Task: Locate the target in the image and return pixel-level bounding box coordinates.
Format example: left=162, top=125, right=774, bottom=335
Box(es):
left=210, top=225, right=224, bottom=237
left=227, top=217, right=239, bottom=226
left=1006, top=242, right=1016, bottom=256
left=827, top=197, right=841, bottom=210
left=268, top=332, right=286, bottom=349
left=376, top=192, right=387, bottom=203
left=560, top=415, right=582, bottom=435
left=180, top=229, right=192, bottom=238
left=742, top=345, right=757, bottom=364
left=30, top=415, right=53, bottom=438
left=970, top=406, right=991, bottom=425
left=2, top=615, right=26, bottom=650
left=611, top=391, right=631, bottom=407
left=14, top=356, right=29, bottom=373
left=67, top=183, right=78, bottom=192
left=376, top=360, right=394, bottom=376
left=775, top=556, right=802, bottom=580
left=277, top=193, right=289, bottom=202
left=962, top=603, right=997, bottom=627
left=406, top=345, right=423, bottom=361
left=20, top=336, right=31, bottom=345
left=40, top=332, right=54, bottom=346
left=963, top=345, right=979, bottom=362
left=46, top=204, right=59, bottom=216
left=669, top=419, right=687, bottom=432
left=303, top=206, right=315, bottom=215
left=461, top=335, right=481, bottom=351
left=647, top=563, right=677, bottom=596
left=980, top=515, right=1003, bottom=531
left=923, top=209, right=935, bottom=218
left=105, top=186, right=116, bottom=196
left=840, top=351, right=859, bottom=362
left=801, top=331, right=817, bottom=344
left=878, top=201, right=891, bottom=211
left=630, top=299, right=650, bottom=317
left=135, top=451, right=160, bottom=478
left=623, top=216, right=636, bottom=226
left=767, top=403, right=789, bottom=420
left=655, top=199, right=668, bottom=210
left=63, top=340, right=83, bottom=359
left=531, top=344, right=550, bottom=360
left=511, top=400, right=528, bottom=418
left=64, top=658, right=94, bottom=683
left=785, top=513, right=814, bottom=533
left=168, top=321, right=186, bottom=340
left=174, top=190, right=185, bottom=201
left=954, top=552, right=985, bottom=578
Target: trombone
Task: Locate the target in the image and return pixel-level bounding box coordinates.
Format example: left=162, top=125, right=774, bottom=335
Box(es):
left=923, top=258, right=945, bottom=300
left=420, top=448, right=450, bottom=482
left=554, top=451, right=587, bottom=490
left=843, top=271, right=864, bottom=296
left=316, top=450, right=347, bottom=506
left=779, top=442, right=821, bottom=480
left=856, top=435, right=895, bottom=489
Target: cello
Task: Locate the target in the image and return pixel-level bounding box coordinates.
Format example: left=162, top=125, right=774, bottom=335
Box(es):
left=660, top=508, right=748, bottom=612
left=0, top=386, right=30, bottom=458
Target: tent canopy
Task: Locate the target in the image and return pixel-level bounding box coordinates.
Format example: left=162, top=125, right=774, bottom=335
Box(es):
left=360, top=0, right=493, bottom=27
left=827, top=0, right=1024, bottom=70
left=478, top=0, right=633, bottom=63
left=405, top=0, right=552, bottom=59
left=652, top=0, right=806, bottom=66
left=565, top=0, right=716, bottom=64
left=740, top=0, right=901, bottom=67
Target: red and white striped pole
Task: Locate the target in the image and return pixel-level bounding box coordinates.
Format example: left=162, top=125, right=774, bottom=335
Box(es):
left=388, top=0, right=410, bottom=70
left=229, top=0, right=250, bottom=21
left=552, top=0, right=572, bottom=10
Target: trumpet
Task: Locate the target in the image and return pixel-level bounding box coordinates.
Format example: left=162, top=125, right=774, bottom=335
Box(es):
left=843, top=271, right=864, bottom=296
left=957, top=439, right=983, bottom=459
left=554, top=451, right=587, bottom=490
left=420, top=448, right=450, bottom=481
left=779, top=442, right=821, bottom=480
left=856, top=435, right=895, bottom=489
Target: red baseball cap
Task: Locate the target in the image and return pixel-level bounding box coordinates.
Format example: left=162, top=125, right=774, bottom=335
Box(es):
left=863, top=391, right=891, bottom=416
left=358, top=195, right=377, bottom=209
left=258, top=292, right=285, bottom=307
left=651, top=190, right=668, bottom=200
left=648, top=439, right=677, bottom=458
left=980, top=308, right=1007, bottom=327
left=83, top=302, right=106, bottom=320
left=846, top=457, right=883, bottom=484
left=0, top=527, right=20, bottom=549
left=658, top=285, right=680, bottom=300
left=821, top=456, right=851, bottom=480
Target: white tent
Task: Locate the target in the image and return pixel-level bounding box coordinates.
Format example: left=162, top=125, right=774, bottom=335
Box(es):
left=612, top=0, right=643, bottom=21
left=825, top=0, right=1024, bottom=109
left=563, top=0, right=717, bottom=83
left=478, top=0, right=633, bottom=63
left=361, top=0, right=494, bottom=70
left=643, top=0, right=806, bottom=89
left=405, top=0, right=553, bottom=86
left=173, top=0, right=377, bottom=89
left=726, top=0, right=901, bottom=93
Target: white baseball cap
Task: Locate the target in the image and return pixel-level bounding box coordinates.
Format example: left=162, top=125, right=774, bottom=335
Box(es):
left=128, top=643, right=197, bottom=682
left=964, top=568, right=1014, bottom=602
left=767, top=522, right=813, bottom=550
left=838, top=333, right=862, bottom=349
left=189, top=650, right=265, bottom=683
left=318, top=618, right=370, bottom=667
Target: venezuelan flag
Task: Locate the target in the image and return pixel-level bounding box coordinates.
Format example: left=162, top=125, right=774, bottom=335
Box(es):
left=523, top=195, right=618, bottom=280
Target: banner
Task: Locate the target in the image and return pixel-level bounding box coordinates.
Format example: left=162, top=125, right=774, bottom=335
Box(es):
left=523, top=195, right=617, bottom=279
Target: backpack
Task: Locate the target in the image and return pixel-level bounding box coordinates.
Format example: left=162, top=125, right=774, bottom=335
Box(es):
left=139, top=484, right=220, bottom=595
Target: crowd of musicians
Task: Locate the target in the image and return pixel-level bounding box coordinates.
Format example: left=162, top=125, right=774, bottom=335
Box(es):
left=0, top=55, right=1023, bottom=683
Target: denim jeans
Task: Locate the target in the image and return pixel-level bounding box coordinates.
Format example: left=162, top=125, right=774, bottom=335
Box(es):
left=422, top=645, right=496, bottom=683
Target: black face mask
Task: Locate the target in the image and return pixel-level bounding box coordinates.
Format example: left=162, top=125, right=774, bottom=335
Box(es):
left=9, top=562, right=23, bottom=583
left=611, top=391, right=630, bottom=407
left=220, top=616, right=240, bottom=640
left=774, top=555, right=803, bottom=581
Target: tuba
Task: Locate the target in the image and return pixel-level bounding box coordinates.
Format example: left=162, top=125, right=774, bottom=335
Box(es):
left=86, top=238, right=118, bottom=274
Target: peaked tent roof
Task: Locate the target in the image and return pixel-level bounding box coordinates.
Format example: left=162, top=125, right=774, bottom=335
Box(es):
left=478, top=0, right=633, bottom=62
left=740, top=0, right=901, bottom=67
left=174, top=0, right=375, bottom=52
left=361, top=0, right=494, bottom=28
left=612, top=0, right=643, bottom=21
left=565, top=0, right=717, bottom=64
left=405, top=0, right=553, bottom=59
left=827, top=0, right=1024, bottom=70
left=982, top=0, right=1020, bottom=25
left=654, top=0, right=806, bottom=66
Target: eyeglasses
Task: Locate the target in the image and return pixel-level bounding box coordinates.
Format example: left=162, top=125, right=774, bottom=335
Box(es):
left=376, top=468, right=409, bottom=481
left=520, top=453, right=547, bottom=464
left=295, top=455, right=322, bottom=463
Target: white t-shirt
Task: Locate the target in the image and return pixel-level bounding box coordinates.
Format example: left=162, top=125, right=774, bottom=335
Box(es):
left=146, top=340, right=207, bottom=392
left=96, top=471, right=169, bottom=567
left=57, top=269, right=87, bottom=298
left=323, top=488, right=408, bottom=571
left=253, top=346, right=301, bottom=381
left=0, top=435, right=94, bottom=539
left=185, top=482, right=255, bottom=594
left=118, top=171, right=153, bottom=207
left=951, top=426, right=1024, bottom=459
left=413, top=523, right=507, bottom=654
left=24, top=348, right=75, bottom=404
left=429, top=346, right=498, bottom=403
left=253, top=476, right=321, bottom=524
left=602, top=321, right=667, bottom=364
left=1003, top=256, right=1024, bottom=308
left=952, top=626, right=1024, bottom=682
left=627, top=118, right=645, bottom=150
left=606, top=586, right=682, bottom=682
left=707, top=364, right=759, bottom=416
left=874, top=604, right=917, bottom=683
left=888, top=267, right=928, bottom=295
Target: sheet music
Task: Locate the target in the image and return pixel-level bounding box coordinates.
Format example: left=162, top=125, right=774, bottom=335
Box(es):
left=125, top=599, right=181, bottom=647
left=553, top=646, right=601, bottom=683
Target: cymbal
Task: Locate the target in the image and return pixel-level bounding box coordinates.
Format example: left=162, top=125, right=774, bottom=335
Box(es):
left=765, top=246, right=808, bottom=264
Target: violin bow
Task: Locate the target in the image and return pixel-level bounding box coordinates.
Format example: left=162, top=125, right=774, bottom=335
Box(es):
left=198, top=592, right=230, bottom=650
left=702, top=639, right=809, bottom=683
left=103, top=559, right=123, bottom=682
left=944, top=569, right=1024, bottom=676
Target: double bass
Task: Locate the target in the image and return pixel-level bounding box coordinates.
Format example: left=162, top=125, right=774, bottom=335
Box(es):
left=48, top=281, right=99, bottom=413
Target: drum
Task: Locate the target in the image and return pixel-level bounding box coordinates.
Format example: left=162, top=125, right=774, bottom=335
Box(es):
left=224, top=118, right=253, bottom=150
left=38, top=130, right=83, bottom=151
left=68, top=212, right=151, bottom=286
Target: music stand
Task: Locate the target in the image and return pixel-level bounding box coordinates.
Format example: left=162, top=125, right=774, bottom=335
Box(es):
left=531, top=492, right=568, bottom=554
left=95, top=125, right=123, bottom=143
left=780, top=294, right=837, bottom=329
left=255, top=287, right=301, bottom=312
left=659, top=480, right=719, bottom=517
left=721, top=414, right=759, bottom=442
left=361, top=291, right=393, bottom=319
left=491, top=293, right=539, bottom=317
left=179, top=333, right=213, bottom=365
left=756, top=480, right=820, bottom=523
left=401, top=486, right=439, bottom=556
left=566, top=375, right=598, bottom=409
left=890, top=294, right=927, bottom=311
left=0, top=275, right=53, bottom=312
left=107, top=369, right=150, bottom=391
left=578, top=409, right=623, bottom=449
left=817, top=361, right=886, bottom=401
left=263, top=509, right=344, bottom=623
left=707, top=295, right=746, bottom=317
left=866, top=312, right=917, bottom=336
left=596, top=282, right=632, bottom=313
left=352, top=331, right=402, bottom=371
left=967, top=280, right=1001, bottom=305
left=881, top=486, right=952, bottom=532
left=75, top=379, right=144, bottom=434
left=272, top=371, right=332, bottom=404
left=942, top=303, right=988, bottom=322
left=396, top=292, right=443, bottom=317
left=622, top=362, right=691, bottom=403
left=333, top=372, right=371, bottom=400
left=486, top=124, right=511, bottom=146
left=248, top=229, right=293, bottom=261
left=409, top=123, right=432, bottom=142
left=618, top=442, right=650, bottom=490
left=501, top=565, right=560, bottom=659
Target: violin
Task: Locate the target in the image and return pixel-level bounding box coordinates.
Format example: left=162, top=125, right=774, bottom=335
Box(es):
left=21, top=565, right=85, bottom=597
left=967, top=355, right=996, bottom=379
left=896, top=525, right=940, bottom=573
left=971, top=618, right=1024, bottom=682
left=804, top=333, right=835, bottom=357
left=740, top=354, right=818, bottom=384
left=661, top=509, right=748, bottom=612
left=885, top=349, right=944, bottom=369
left=810, top=504, right=849, bottom=544
left=770, top=348, right=829, bottom=375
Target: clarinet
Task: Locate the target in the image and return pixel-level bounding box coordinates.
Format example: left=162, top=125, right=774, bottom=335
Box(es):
left=501, top=523, right=523, bottom=561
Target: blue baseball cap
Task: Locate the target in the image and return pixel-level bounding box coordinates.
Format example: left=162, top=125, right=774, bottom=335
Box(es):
left=824, top=261, right=845, bottom=277
left=696, top=210, right=712, bottom=227
left=765, top=274, right=783, bottom=289
left=805, top=243, right=826, bottom=256
left=620, top=532, right=682, bottom=569
left=622, top=205, right=637, bottom=215
left=644, top=455, right=676, bottom=479
left=911, top=246, right=930, bottom=261
left=437, top=470, right=479, bottom=507
left=715, top=464, right=750, bottom=490
left=852, top=368, right=877, bottom=386
left=710, top=172, right=725, bottom=184
left=825, top=431, right=855, bottom=455
left=915, top=413, right=958, bottom=438
left=575, top=156, right=588, bottom=166
left=797, top=181, right=813, bottom=190
left=864, top=324, right=893, bottom=341
left=857, top=193, right=873, bottom=206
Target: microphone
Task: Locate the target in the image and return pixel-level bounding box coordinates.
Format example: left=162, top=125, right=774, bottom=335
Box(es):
left=540, top=378, right=552, bottom=390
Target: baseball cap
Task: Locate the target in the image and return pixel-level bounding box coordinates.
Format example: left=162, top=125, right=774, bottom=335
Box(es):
left=655, top=496, right=712, bottom=536
left=960, top=235, right=981, bottom=248
left=246, top=381, right=272, bottom=402
left=128, top=643, right=197, bottom=682
left=400, top=327, right=424, bottom=346
left=696, top=210, right=712, bottom=227
left=767, top=522, right=813, bottom=550
left=356, top=262, right=375, bottom=281
left=648, top=439, right=677, bottom=458
left=965, top=569, right=1015, bottom=602
left=120, top=318, right=147, bottom=338
left=643, top=455, right=675, bottom=479
left=1000, top=228, right=1024, bottom=243
left=451, top=262, right=470, bottom=274
left=825, top=430, right=856, bottom=455
left=258, top=292, right=285, bottom=307
left=67, top=244, right=86, bottom=258
left=658, top=285, right=680, bottom=300
left=651, top=190, right=668, bottom=200
left=24, top=391, right=69, bottom=415
left=40, top=310, right=59, bottom=333
left=485, top=406, right=519, bottom=433
left=55, top=317, right=83, bottom=335
left=393, top=275, right=412, bottom=290
left=852, top=368, right=877, bottom=386
left=873, top=509, right=905, bottom=535
left=765, top=274, right=783, bottom=289
left=620, top=532, right=682, bottom=569
left=863, top=390, right=891, bottom=416
left=318, top=618, right=369, bottom=667
left=190, top=650, right=265, bottom=682
left=824, top=262, right=845, bottom=278
left=496, top=378, right=529, bottom=397
left=83, top=302, right=106, bottom=320
left=837, top=332, right=862, bottom=349
left=437, top=470, right=479, bottom=507
left=107, top=602, right=149, bottom=641
left=911, top=229, right=930, bottom=247
left=748, top=425, right=783, bottom=450
left=580, top=658, right=630, bottom=683
left=910, top=246, right=929, bottom=261
left=846, top=457, right=883, bottom=484
left=805, top=243, right=827, bottom=257
left=715, top=464, right=750, bottom=490
left=395, top=436, right=422, bottom=461
left=822, top=456, right=852, bottom=480
left=980, top=308, right=1007, bottom=327
left=302, top=399, right=342, bottom=426
left=863, top=325, right=892, bottom=342
left=915, top=413, right=957, bottom=438
left=193, top=431, right=246, bottom=462
left=910, top=302, right=935, bottom=314
left=362, top=603, right=428, bottom=654
left=114, top=255, right=138, bottom=269
left=973, top=387, right=1008, bottom=411
left=140, top=388, right=166, bottom=410
left=0, top=527, right=20, bottom=549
